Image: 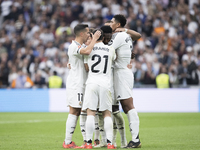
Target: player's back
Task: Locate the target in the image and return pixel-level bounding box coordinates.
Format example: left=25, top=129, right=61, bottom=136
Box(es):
left=67, top=40, right=87, bottom=89
left=86, top=42, right=116, bottom=89
left=109, top=32, right=132, bottom=69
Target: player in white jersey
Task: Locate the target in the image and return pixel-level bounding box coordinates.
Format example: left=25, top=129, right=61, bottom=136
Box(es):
left=63, top=24, right=101, bottom=149
left=97, top=24, right=138, bottom=148
left=82, top=29, right=116, bottom=149
left=109, top=14, right=142, bottom=148
left=101, top=23, right=128, bottom=148
left=79, top=29, right=101, bottom=148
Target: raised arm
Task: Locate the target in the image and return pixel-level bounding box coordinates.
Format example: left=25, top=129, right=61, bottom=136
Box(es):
left=115, top=28, right=141, bottom=41
left=80, top=31, right=101, bottom=55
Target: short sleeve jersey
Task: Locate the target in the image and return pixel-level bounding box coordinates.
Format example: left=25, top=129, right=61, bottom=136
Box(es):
left=108, top=32, right=133, bottom=69
left=86, top=42, right=116, bottom=89
left=66, top=40, right=87, bottom=89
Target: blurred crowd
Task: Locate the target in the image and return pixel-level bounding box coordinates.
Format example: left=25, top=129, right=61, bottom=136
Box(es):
left=0, top=0, right=200, bottom=89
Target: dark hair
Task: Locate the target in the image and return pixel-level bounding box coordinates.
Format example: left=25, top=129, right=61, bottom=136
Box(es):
left=53, top=71, right=57, bottom=75
left=74, top=24, right=88, bottom=36
left=100, top=25, right=112, bottom=34
left=89, top=28, right=95, bottom=33
left=113, top=14, right=127, bottom=27
left=89, top=28, right=95, bottom=37
left=92, top=29, right=103, bottom=41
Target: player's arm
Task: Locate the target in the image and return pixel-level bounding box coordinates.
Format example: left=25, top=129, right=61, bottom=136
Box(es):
left=115, top=28, right=141, bottom=41
left=84, top=55, right=89, bottom=72
left=131, top=51, right=135, bottom=59
left=84, top=63, right=89, bottom=72
left=79, top=31, right=101, bottom=55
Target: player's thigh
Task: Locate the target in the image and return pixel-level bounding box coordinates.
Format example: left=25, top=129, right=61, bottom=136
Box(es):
left=66, top=88, right=84, bottom=108
left=99, top=86, right=112, bottom=112
left=82, top=84, right=99, bottom=111
left=69, top=106, right=81, bottom=116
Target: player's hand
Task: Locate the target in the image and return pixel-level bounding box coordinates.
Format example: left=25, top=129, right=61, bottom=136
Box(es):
left=131, top=52, right=135, bottom=59
left=115, top=28, right=127, bottom=33
left=127, top=63, right=132, bottom=69
left=93, top=30, right=101, bottom=40
left=67, top=63, right=71, bottom=69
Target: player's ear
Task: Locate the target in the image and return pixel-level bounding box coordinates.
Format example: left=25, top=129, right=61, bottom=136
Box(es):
left=79, top=31, right=84, bottom=37
left=116, top=22, right=121, bottom=28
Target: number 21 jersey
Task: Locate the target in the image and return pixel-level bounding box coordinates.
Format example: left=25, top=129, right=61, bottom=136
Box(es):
left=85, top=42, right=116, bottom=89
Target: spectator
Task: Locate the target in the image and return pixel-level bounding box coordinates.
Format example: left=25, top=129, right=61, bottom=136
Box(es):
left=156, top=66, right=171, bottom=88
left=34, top=72, right=46, bottom=88
left=178, top=60, right=190, bottom=87
left=11, top=68, right=34, bottom=88
left=142, top=62, right=155, bottom=85
left=48, top=71, right=62, bottom=88
left=8, top=65, right=17, bottom=85
left=134, top=61, right=144, bottom=87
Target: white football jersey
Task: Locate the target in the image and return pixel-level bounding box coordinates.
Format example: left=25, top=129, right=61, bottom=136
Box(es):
left=109, top=32, right=132, bottom=69
left=85, top=42, right=116, bottom=89
left=66, top=40, right=87, bottom=89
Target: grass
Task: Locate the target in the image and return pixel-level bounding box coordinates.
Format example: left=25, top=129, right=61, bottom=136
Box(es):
left=0, top=113, right=200, bottom=150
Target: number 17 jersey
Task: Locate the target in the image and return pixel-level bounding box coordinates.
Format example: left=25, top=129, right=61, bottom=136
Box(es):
left=85, top=42, right=116, bottom=89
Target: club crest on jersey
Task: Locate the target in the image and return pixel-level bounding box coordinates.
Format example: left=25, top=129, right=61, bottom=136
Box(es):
left=79, top=101, right=82, bottom=106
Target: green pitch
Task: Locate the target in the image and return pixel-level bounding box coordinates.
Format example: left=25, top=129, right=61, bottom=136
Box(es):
left=0, top=112, right=200, bottom=150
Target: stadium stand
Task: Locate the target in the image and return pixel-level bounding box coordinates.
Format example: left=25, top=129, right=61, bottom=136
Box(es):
left=0, top=0, right=200, bottom=89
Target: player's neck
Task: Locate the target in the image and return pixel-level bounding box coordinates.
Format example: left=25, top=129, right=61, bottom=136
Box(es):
left=74, top=37, right=83, bottom=45
left=96, top=40, right=102, bottom=44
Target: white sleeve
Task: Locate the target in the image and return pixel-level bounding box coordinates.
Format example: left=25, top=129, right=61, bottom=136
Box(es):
left=71, top=44, right=83, bottom=55
left=84, top=55, right=89, bottom=64
left=109, top=47, right=116, bottom=61
left=76, top=45, right=83, bottom=54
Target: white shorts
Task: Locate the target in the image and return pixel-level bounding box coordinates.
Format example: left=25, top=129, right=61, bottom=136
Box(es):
left=114, top=68, right=134, bottom=100
left=66, top=88, right=85, bottom=108
left=82, top=84, right=112, bottom=112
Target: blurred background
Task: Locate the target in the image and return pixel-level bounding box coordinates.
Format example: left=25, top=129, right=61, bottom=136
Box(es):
left=0, top=0, right=200, bottom=89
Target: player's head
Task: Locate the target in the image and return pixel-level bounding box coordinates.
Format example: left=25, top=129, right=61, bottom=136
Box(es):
left=85, top=28, right=94, bottom=45
left=92, top=29, right=103, bottom=42
left=74, top=24, right=90, bottom=43
left=100, top=25, right=112, bottom=45
left=110, top=14, right=127, bottom=31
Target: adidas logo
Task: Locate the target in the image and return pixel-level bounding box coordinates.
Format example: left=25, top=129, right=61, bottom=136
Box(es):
left=81, top=129, right=85, bottom=132
left=117, top=95, right=121, bottom=98
left=70, top=131, right=74, bottom=134
left=95, top=127, right=99, bottom=130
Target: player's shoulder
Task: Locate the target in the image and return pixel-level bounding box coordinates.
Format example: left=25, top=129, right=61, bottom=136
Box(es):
left=109, top=32, right=127, bottom=45
left=112, top=32, right=127, bottom=39
left=69, top=41, right=82, bottom=50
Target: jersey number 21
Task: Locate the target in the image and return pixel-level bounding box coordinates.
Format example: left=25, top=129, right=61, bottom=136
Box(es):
left=91, top=54, right=108, bottom=74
